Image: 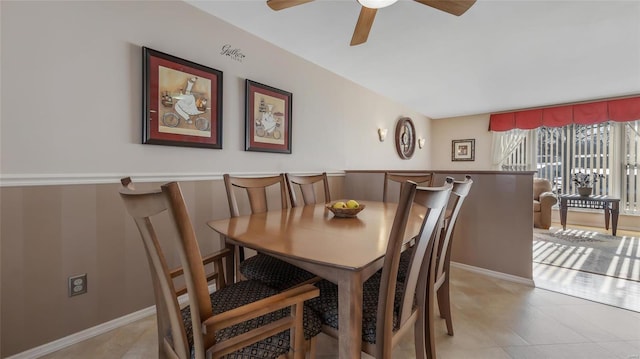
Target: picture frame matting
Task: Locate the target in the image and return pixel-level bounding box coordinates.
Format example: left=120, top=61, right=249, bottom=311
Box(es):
left=451, top=139, right=475, bottom=161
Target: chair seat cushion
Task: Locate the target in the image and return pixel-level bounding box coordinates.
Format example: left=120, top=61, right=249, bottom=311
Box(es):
left=181, top=279, right=322, bottom=359
left=240, top=253, right=317, bottom=291
left=306, top=274, right=403, bottom=344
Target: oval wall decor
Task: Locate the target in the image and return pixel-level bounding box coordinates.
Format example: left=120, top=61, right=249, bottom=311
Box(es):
left=395, top=117, right=416, bottom=159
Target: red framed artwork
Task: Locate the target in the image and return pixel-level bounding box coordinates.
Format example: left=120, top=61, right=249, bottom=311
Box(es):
left=142, top=47, right=223, bottom=149
left=245, top=79, right=292, bottom=154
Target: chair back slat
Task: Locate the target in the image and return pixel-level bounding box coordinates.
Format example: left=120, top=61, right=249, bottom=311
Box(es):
left=224, top=174, right=289, bottom=216
left=246, top=187, right=269, bottom=214
left=299, top=183, right=317, bottom=205
left=285, top=172, right=331, bottom=207
left=163, top=182, right=215, bottom=324
left=383, top=172, right=434, bottom=203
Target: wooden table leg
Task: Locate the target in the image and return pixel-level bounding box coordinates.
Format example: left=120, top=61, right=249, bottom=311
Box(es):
left=611, top=201, right=619, bottom=236
left=221, top=238, right=237, bottom=285
left=604, top=206, right=610, bottom=230
left=560, top=198, right=568, bottom=230
left=338, top=273, right=363, bottom=359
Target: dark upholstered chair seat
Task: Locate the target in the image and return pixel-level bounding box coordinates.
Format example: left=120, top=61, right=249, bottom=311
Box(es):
left=240, top=254, right=317, bottom=291
left=181, top=279, right=322, bottom=359
left=306, top=274, right=406, bottom=344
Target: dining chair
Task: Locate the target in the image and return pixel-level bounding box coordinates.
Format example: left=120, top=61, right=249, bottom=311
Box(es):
left=433, top=175, right=473, bottom=335
left=285, top=172, right=331, bottom=207
left=223, top=174, right=317, bottom=290
left=121, top=177, right=228, bottom=296
left=306, top=178, right=453, bottom=359
left=383, top=172, right=435, bottom=203
left=120, top=180, right=322, bottom=359
left=397, top=175, right=473, bottom=337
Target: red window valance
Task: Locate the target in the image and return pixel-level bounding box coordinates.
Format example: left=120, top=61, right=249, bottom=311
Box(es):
left=489, top=96, right=640, bottom=131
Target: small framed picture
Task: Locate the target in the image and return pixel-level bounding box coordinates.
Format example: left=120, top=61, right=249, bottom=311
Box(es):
left=245, top=79, right=292, bottom=154
left=452, top=139, right=475, bottom=161
left=142, top=47, right=223, bottom=149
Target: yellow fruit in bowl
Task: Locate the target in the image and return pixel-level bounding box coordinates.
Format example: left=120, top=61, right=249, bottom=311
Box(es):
left=346, top=200, right=360, bottom=209
left=332, top=201, right=347, bottom=209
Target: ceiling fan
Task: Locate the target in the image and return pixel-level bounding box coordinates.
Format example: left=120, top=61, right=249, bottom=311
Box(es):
left=266, top=0, right=477, bottom=46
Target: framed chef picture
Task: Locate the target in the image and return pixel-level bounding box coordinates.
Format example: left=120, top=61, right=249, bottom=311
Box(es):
left=245, top=79, right=292, bottom=154
left=142, top=47, right=223, bottom=149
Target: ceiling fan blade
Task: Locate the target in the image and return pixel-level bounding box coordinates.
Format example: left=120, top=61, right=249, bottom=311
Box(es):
left=350, top=7, right=377, bottom=46
left=267, top=0, right=314, bottom=11
left=413, top=0, right=476, bottom=16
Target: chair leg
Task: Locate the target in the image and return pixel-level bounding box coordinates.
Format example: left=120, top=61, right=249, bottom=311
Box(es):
left=426, top=307, right=436, bottom=359
left=306, top=337, right=317, bottom=359
left=422, top=281, right=437, bottom=359
left=414, top=314, right=427, bottom=359
left=437, top=279, right=454, bottom=336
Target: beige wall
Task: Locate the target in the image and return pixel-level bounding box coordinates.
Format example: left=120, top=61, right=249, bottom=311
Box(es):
left=0, top=176, right=344, bottom=356
left=430, top=114, right=493, bottom=170
left=0, top=0, right=430, bottom=356
left=345, top=171, right=535, bottom=280
left=0, top=1, right=431, bottom=182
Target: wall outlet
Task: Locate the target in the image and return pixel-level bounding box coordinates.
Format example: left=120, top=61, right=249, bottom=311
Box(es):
left=68, top=274, right=87, bottom=297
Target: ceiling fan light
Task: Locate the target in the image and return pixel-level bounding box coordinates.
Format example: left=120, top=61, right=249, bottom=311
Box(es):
left=357, top=0, right=398, bottom=9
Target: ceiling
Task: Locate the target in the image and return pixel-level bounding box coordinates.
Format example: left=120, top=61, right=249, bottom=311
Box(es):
left=186, top=0, right=640, bottom=119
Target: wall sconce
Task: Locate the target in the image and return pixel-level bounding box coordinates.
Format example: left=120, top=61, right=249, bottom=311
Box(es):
left=378, top=128, right=388, bottom=142
left=418, top=138, right=425, bottom=149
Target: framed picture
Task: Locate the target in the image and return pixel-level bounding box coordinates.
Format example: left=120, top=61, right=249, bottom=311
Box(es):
left=452, top=139, right=475, bottom=161
left=142, top=47, right=223, bottom=149
left=245, top=79, right=292, bottom=154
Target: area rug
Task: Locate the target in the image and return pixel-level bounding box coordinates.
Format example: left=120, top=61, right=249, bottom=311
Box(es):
left=533, top=227, right=640, bottom=282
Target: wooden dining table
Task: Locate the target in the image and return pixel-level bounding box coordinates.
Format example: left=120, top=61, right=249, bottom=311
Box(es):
left=207, top=200, right=427, bottom=359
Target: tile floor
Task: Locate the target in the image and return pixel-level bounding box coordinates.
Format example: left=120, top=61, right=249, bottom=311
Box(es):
left=41, top=265, right=640, bottom=359
left=533, top=224, right=640, bottom=313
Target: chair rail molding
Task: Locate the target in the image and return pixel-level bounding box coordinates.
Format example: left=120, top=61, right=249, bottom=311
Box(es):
left=0, top=171, right=346, bottom=187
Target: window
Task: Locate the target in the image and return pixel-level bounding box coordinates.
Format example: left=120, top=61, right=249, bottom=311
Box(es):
left=496, top=120, right=639, bottom=214
left=536, top=123, right=612, bottom=196
left=491, top=129, right=530, bottom=171
left=624, top=121, right=640, bottom=213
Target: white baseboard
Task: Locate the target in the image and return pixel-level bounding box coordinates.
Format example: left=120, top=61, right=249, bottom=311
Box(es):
left=451, top=261, right=536, bottom=287
left=6, top=284, right=216, bottom=359
left=5, top=306, right=156, bottom=359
